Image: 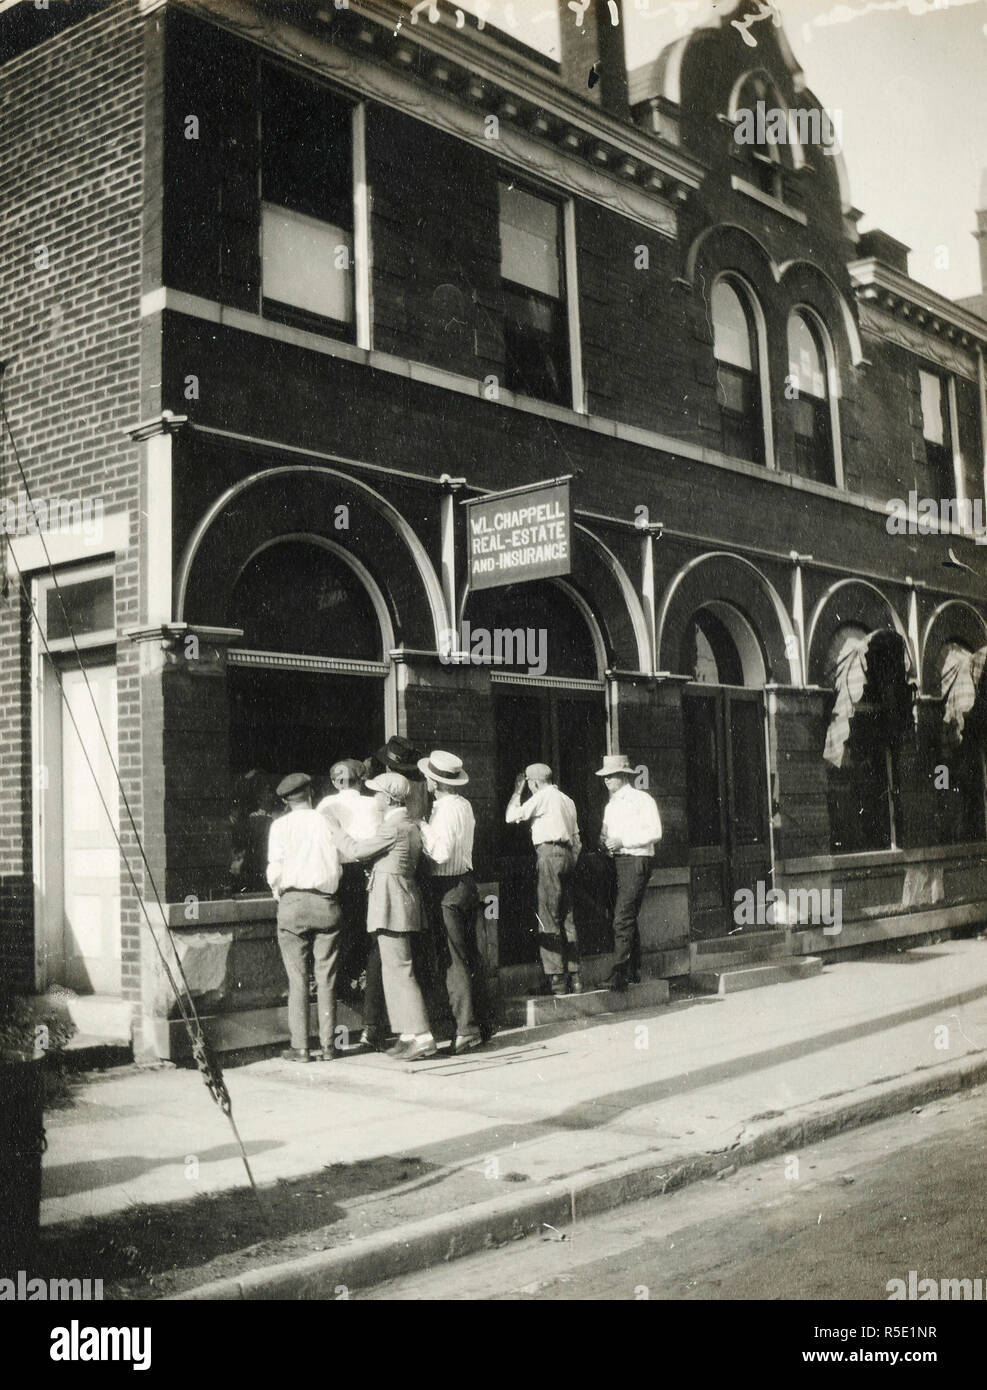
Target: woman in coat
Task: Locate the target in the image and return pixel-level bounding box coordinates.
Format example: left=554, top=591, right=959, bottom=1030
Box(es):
left=326, top=772, right=437, bottom=1061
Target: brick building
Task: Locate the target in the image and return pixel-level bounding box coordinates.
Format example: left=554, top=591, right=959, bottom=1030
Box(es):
left=2, top=0, right=986, bottom=1058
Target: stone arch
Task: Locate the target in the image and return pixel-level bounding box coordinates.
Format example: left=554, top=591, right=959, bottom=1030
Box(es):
left=684, top=222, right=778, bottom=294
left=176, top=465, right=447, bottom=650
left=921, top=599, right=987, bottom=695
left=806, top=578, right=913, bottom=685
left=456, top=520, right=651, bottom=673
left=656, top=552, right=800, bottom=685
left=777, top=260, right=865, bottom=366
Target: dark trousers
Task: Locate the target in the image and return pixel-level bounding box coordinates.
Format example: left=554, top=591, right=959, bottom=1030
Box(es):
left=535, top=842, right=580, bottom=976
left=610, top=855, right=654, bottom=979
left=425, top=873, right=483, bottom=1039
left=277, top=891, right=343, bottom=1051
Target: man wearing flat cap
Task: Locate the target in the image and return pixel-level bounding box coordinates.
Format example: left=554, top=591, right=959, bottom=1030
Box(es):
left=418, top=750, right=485, bottom=1053
left=506, top=764, right=583, bottom=996
left=266, top=773, right=343, bottom=1062
left=597, top=754, right=662, bottom=993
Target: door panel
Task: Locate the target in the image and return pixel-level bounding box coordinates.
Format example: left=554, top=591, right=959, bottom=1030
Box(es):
left=493, top=688, right=607, bottom=966
left=60, top=664, right=120, bottom=995
left=683, top=686, right=771, bottom=940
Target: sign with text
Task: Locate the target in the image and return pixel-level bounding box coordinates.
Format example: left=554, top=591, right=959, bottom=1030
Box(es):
left=465, top=480, right=572, bottom=591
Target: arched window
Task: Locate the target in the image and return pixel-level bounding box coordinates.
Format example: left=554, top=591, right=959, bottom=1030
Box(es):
left=712, top=279, right=765, bottom=464
left=731, top=73, right=801, bottom=201
left=787, top=309, right=837, bottom=485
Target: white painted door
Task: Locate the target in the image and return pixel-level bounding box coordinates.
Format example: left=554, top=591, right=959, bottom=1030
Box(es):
left=59, top=664, right=120, bottom=995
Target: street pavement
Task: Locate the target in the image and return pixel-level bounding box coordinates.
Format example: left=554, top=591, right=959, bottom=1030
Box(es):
left=364, top=1084, right=987, bottom=1301
left=39, top=935, right=987, bottom=1295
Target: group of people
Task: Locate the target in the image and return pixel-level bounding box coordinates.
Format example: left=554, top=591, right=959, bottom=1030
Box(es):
left=266, top=735, right=663, bottom=1064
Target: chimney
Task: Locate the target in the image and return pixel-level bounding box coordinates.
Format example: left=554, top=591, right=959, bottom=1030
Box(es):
left=557, top=0, right=630, bottom=121
left=975, top=168, right=987, bottom=294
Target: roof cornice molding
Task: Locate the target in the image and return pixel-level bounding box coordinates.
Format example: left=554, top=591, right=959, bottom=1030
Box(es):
left=849, top=258, right=987, bottom=350
left=175, top=0, right=705, bottom=236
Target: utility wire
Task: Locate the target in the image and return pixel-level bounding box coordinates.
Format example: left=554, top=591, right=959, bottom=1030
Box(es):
left=0, top=377, right=270, bottom=1230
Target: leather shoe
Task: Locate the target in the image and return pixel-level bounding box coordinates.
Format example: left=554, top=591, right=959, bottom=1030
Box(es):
left=569, top=972, right=584, bottom=994
left=549, top=973, right=569, bottom=996
left=386, top=1037, right=437, bottom=1061
left=281, top=1047, right=311, bottom=1063
left=607, top=973, right=628, bottom=994
left=452, top=1033, right=483, bottom=1055
left=359, top=1030, right=386, bottom=1052
left=311, top=1046, right=337, bottom=1061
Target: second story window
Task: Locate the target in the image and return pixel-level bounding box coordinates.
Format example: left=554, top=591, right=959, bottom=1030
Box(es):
left=712, top=278, right=764, bottom=464
left=261, top=65, right=355, bottom=340
left=498, top=182, right=570, bottom=406
left=788, top=310, right=835, bottom=484
left=919, top=369, right=955, bottom=497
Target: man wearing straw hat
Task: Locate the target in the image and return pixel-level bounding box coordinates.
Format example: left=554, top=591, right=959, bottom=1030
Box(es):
left=418, top=749, right=485, bottom=1053
left=596, top=754, right=662, bottom=993
left=505, top=763, right=583, bottom=997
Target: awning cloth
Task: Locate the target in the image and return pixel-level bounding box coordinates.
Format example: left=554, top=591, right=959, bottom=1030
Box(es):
left=942, top=644, right=987, bottom=747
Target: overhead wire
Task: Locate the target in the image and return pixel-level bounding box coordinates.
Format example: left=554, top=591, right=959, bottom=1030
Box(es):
left=0, top=373, right=271, bottom=1230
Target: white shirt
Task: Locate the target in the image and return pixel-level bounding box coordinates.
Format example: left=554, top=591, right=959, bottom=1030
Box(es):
left=317, top=789, right=380, bottom=858
left=420, top=792, right=474, bottom=874
left=266, top=806, right=342, bottom=898
left=602, top=785, right=662, bottom=857
left=506, top=783, right=581, bottom=855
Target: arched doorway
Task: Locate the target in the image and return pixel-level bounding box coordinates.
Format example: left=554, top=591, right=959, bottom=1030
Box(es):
left=680, top=603, right=772, bottom=939
left=226, top=536, right=389, bottom=835
left=464, top=578, right=609, bottom=965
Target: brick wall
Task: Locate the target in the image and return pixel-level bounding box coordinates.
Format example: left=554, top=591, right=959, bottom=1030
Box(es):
left=0, top=0, right=144, bottom=995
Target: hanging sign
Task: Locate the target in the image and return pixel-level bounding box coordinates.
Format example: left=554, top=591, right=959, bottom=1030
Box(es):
left=464, top=478, right=572, bottom=592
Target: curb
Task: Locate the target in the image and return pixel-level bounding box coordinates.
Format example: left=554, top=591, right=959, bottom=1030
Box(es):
left=170, top=1047, right=987, bottom=1300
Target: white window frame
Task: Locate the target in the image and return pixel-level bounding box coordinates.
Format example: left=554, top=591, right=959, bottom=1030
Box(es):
left=35, top=562, right=116, bottom=653
left=712, top=272, right=775, bottom=470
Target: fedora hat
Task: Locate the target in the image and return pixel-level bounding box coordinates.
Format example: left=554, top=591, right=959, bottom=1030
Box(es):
left=376, top=736, right=422, bottom=774
left=417, top=749, right=469, bottom=786
left=595, top=754, right=635, bottom=778
left=365, top=771, right=410, bottom=802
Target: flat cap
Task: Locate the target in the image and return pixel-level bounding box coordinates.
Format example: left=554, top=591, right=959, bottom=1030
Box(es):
left=276, top=772, right=312, bottom=798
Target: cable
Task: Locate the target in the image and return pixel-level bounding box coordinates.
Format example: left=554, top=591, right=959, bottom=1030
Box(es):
left=0, top=377, right=271, bottom=1230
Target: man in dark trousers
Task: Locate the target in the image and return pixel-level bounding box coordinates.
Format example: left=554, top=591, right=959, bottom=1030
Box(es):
left=267, top=772, right=343, bottom=1062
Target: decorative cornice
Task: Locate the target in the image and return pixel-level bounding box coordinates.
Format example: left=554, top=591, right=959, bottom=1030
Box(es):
left=849, top=259, right=987, bottom=355
left=857, top=301, right=978, bottom=381
left=177, top=0, right=704, bottom=235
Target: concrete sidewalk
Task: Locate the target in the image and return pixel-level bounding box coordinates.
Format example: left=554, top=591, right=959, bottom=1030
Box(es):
left=40, top=935, right=987, bottom=1296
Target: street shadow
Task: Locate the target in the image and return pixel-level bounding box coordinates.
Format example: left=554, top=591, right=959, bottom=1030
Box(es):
left=42, top=1140, right=281, bottom=1198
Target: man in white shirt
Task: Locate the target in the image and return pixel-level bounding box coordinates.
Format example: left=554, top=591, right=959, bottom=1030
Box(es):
left=597, top=754, right=662, bottom=993
left=317, top=758, right=378, bottom=1017
left=505, top=763, right=583, bottom=996
left=267, top=772, right=343, bottom=1061
left=418, top=749, right=486, bottom=1052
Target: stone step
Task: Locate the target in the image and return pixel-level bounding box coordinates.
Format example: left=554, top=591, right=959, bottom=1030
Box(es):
left=693, top=930, right=787, bottom=957
left=690, top=943, right=790, bottom=972
left=507, top=976, right=671, bottom=1028
left=63, top=1033, right=134, bottom=1070
left=690, top=956, right=824, bottom=996
left=34, top=993, right=134, bottom=1046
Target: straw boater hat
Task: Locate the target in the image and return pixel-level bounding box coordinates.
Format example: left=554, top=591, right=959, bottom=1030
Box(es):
left=417, top=749, right=469, bottom=785
left=595, top=754, right=635, bottom=778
